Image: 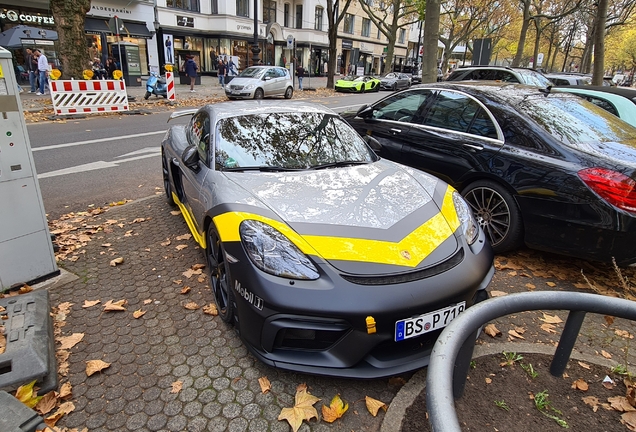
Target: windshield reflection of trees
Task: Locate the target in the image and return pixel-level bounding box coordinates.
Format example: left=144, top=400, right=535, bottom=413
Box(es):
left=215, top=112, right=373, bottom=169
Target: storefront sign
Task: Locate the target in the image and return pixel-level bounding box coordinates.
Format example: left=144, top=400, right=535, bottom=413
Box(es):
left=0, top=9, right=55, bottom=25
left=89, top=2, right=132, bottom=15
left=342, top=39, right=353, bottom=50
left=360, top=42, right=372, bottom=52
left=236, top=24, right=252, bottom=33
left=286, top=35, right=294, bottom=49
left=177, top=16, right=193, bottom=27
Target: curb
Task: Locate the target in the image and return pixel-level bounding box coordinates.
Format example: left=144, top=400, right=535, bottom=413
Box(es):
left=380, top=341, right=624, bottom=432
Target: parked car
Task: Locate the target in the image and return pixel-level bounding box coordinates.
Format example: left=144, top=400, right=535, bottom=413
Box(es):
left=334, top=75, right=380, bottom=93
left=380, top=72, right=411, bottom=91
left=225, top=66, right=293, bottom=100
left=545, top=73, right=592, bottom=86
left=553, top=85, right=636, bottom=127
left=341, top=82, right=636, bottom=264
left=446, top=66, right=552, bottom=87
left=161, top=101, right=494, bottom=378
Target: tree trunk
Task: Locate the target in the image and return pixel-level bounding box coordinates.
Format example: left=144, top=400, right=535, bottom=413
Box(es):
left=50, top=0, right=91, bottom=80
left=532, top=17, right=541, bottom=68
left=422, top=0, right=441, bottom=83
left=512, top=0, right=531, bottom=67
left=592, top=0, right=609, bottom=85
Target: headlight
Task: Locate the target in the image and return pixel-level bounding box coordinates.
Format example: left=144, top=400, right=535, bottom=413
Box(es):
left=452, top=192, right=479, bottom=245
left=245, top=84, right=256, bottom=90
left=240, top=220, right=319, bottom=280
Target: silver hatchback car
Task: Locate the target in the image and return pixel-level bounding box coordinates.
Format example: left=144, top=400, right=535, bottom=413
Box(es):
left=226, top=66, right=294, bottom=100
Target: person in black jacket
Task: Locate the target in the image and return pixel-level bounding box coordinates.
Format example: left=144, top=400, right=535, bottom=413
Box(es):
left=25, top=48, right=38, bottom=93
left=296, top=65, right=304, bottom=90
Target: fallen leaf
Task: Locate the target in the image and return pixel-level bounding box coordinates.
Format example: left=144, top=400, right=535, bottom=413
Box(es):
left=278, top=384, right=320, bottom=432
left=173, top=279, right=183, bottom=285
left=322, top=394, right=348, bottom=423
left=59, top=382, right=72, bottom=399
left=546, top=281, right=557, bottom=287
left=171, top=381, right=183, bottom=393
left=572, top=378, right=589, bottom=391
left=160, top=240, right=171, bottom=246
left=578, top=361, right=591, bottom=370
left=540, top=323, right=557, bottom=333
left=176, top=234, right=192, bottom=241
left=485, top=377, right=492, bottom=384
left=525, top=283, right=536, bottom=290
left=143, top=299, right=152, bottom=305
left=176, top=244, right=188, bottom=251
left=19, top=284, right=33, bottom=294
left=508, top=329, right=525, bottom=339
left=490, top=290, right=508, bottom=297
left=540, top=313, right=563, bottom=324
left=616, top=329, right=634, bottom=339
left=86, top=360, right=110, bottom=376
left=58, top=333, right=84, bottom=350
left=133, top=309, right=146, bottom=319
left=605, top=316, right=615, bottom=326
left=101, top=243, right=111, bottom=247
left=170, top=210, right=181, bottom=216
left=34, top=391, right=57, bottom=415
left=514, top=326, right=525, bottom=334
left=57, top=302, right=73, bottom=314
left=180, top=286, right=191, bottom=294
left=82, top=300, right=101, bottom=308
left=131, top=218, right=146, bottom=223
left=609, top=396, right=636, bottom=412
left=601, top=350, right=612, bottom=359
left=258, top=377, right=271, bottom=393
left=109, top=257, right=124, bottom=267
left=15, top=380, right=42, bottom=408
left=622, top=411, right=636, bottom=431
left=103, top=299, right=127, bottom=311
left=192, top=263, right=205, bottom=270
left=203, top=303, right=218, bottom=316
left=388, top=377, right=407, bottom=387
left=583, top=396, right=599, bottom=412
left=484, top=324, right=501, bottom=338
left=184, top=302, right=200, bottom=310
left=365, top=396, right=387, bottom=417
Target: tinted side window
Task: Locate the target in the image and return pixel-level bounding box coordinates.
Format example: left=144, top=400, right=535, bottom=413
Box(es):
left=371, top=89, right=434, bottom=123
left=500, top=72, right=520, bottom=83
left=469, top=109, right=498, bottom=138
left=584, top=96, right=619, bottom=116
left=190, top=112, right=210, bottom=166
left=422, top=91, right=484, bottom=134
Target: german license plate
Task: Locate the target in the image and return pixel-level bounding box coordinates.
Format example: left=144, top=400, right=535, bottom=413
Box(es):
left=395, top=302, right=466, bottom=341
left=232, top=90, right=240, bottom=95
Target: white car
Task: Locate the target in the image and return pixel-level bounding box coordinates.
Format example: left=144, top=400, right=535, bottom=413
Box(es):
left=225, top=66, right=294, bottom=100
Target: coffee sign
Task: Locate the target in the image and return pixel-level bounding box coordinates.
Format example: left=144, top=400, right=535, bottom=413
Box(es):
left=0, top=9, right=55, bottom=25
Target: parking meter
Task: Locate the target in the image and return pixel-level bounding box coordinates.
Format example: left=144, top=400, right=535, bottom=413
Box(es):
left=0, top=47, right=58, bottom=290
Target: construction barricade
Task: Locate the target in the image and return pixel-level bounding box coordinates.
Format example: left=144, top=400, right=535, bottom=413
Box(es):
left=49, top=80, right=129, bottom=116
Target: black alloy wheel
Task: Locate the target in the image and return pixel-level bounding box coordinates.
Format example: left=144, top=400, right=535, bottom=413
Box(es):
left=162, top=154, right=175, bottom=206
left=206, top=226, right=235, bottom=324
left=254, top=88, right=264, bottom=99
left=392, top=83, right=397, bottom=91
left=462, top=180, right=523, bottom=253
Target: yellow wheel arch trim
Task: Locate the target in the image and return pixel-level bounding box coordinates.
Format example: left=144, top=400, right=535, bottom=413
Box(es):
left=211, top=185, right=462, bottom=268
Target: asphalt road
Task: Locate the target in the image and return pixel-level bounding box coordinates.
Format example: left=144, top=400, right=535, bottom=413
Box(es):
left=29, top=93, right=382, bottom=220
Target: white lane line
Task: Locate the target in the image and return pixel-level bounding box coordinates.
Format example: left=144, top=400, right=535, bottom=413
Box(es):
left=32, top=130, right=167, bottom=152
left=38, top=153, right=160, bottom=179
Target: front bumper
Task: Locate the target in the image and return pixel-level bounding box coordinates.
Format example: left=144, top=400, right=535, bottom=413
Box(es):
left=223, top=230, right=494, bottom=378
left=225, top=88, right=256, bottom=99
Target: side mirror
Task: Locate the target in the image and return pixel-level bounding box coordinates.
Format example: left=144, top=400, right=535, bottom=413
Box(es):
left=363, top=135, right=382, bottom=152
left=182, top=146, right=200, bottom=171
left=356, top=104, right=374, bottom=118
left=264, top=76, right=271, bottom=81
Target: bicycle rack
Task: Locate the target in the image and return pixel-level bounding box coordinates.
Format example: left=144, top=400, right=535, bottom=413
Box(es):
left=426, top=291, right=636, bottom=432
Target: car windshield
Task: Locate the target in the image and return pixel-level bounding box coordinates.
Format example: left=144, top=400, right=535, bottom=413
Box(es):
left=517, top=69, right=552, bottom=87
left=519, top=93, right=636, bottom=148
left=238, top=67, right=265, bottom=79
left=214, top=112, right=378, bottom=170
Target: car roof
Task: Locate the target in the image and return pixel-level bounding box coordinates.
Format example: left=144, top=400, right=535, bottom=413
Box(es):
left=205, top=100, right=335, bottom=120
left=555, top=85, right=636, bottom=102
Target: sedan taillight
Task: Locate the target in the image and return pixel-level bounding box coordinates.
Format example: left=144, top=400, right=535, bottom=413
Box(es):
left=578, top=167, right=636, bottom=213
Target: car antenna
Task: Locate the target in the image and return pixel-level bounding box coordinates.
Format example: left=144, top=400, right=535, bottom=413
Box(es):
left=539, top=85, right=552, bottom=96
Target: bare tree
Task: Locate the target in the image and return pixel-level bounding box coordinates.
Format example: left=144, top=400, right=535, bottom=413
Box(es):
left=326, top=0, right=354, bottom=88
left=592, top=0, right=609, bottom=85
left=50, top=0, right=91, bottom=79
left=359, top=0, right=420, bottom=74
left=422, top=0, right=440, bottom=83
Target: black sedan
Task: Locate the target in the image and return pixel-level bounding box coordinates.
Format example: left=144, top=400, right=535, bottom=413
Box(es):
left=342, top=82, right=636, bottom=265
left=380, top=72, right=411, bottom=91
left=161, top=101, right=494, bottom=378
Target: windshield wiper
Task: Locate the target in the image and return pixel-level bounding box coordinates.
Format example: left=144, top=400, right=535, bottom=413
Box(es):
left=309, top=161, right=371, bottom=170
left=222, top=166, right=302, bottom=172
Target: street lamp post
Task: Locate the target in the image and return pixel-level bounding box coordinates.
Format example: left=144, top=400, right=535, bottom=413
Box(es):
left=251, top=0, right=261, bottom=66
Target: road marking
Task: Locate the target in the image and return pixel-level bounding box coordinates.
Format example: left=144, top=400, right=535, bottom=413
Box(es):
left=32, top=130, right=166, bottom=152
left=38, top=151, right=160, bottom=179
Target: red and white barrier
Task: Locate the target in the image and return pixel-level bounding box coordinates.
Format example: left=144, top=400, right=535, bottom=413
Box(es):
left=50, top=80, right=129, bottom=116
left=166, top=71, right=175, bottom=101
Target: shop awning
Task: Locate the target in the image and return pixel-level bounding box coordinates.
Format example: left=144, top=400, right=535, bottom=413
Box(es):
left=122, top=22, right=152, bottom=39
left=85, top=18, right=110, bottom=35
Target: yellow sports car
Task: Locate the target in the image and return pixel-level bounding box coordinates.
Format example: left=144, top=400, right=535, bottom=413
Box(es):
left=335, top=75, right=381, bottom=93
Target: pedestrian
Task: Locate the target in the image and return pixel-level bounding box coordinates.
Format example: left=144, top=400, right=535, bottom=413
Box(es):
left=218, top=59, right=227, bottom=88
left=35, top=49, right=48, bottom=96
left=25, top=48, right=37, bottom=93
left=106, top=57, right=117, bottom=79
left=296, top=65, right=304, bottom=90
left=184, top=55, right=198, bottom=92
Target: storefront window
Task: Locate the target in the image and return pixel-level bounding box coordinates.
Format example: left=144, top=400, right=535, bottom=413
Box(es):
left=264, top=0, right=276, bottom=23
left=167, top=0, right=200, bottom=12
left=232, top=40, right=249, bottom=71
left=106, top=35, right=149, bottom=75
left=314, top=7, right=323, bottom=31
left=236, top=0, right=249, bottom=17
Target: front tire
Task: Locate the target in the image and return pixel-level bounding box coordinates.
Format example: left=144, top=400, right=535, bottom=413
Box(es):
left=254, top=88, right=264, bottom=99
left=162, top=154, right=176, bottom=206
left=284, top=86, right=293, bottom=99
left=144, top=91, right=151, bottom=100
left=462, top=180, right=524, bottom=254
left=206, top=227, right=235, bottom=324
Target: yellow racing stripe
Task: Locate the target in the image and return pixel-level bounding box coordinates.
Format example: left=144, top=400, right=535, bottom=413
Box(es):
left=173, top=192, right=207, bottom=249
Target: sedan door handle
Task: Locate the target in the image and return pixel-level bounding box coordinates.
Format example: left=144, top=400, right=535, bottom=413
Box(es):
left=390, top=128, right=402, bottom=134
left=172, top=157, right=180, bottom=167
left=462, top=143, right=483, bottom=151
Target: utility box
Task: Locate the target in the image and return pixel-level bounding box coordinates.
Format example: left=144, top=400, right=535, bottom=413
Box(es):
left=0, top=47, right=58, bottom=290
left=112, top=42, right=142, bottom=87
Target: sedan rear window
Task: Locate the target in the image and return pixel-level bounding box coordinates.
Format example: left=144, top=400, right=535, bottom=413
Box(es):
left=214, top=112, right=377, bottom=170
left=520, top=94, right=636, bottom=147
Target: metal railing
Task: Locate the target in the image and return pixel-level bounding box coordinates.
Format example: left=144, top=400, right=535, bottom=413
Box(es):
left=426, top=291, right=636, bottom=432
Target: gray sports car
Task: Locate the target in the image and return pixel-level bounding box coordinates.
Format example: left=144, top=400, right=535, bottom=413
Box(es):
left=161, top=100, right=494, bottom=378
